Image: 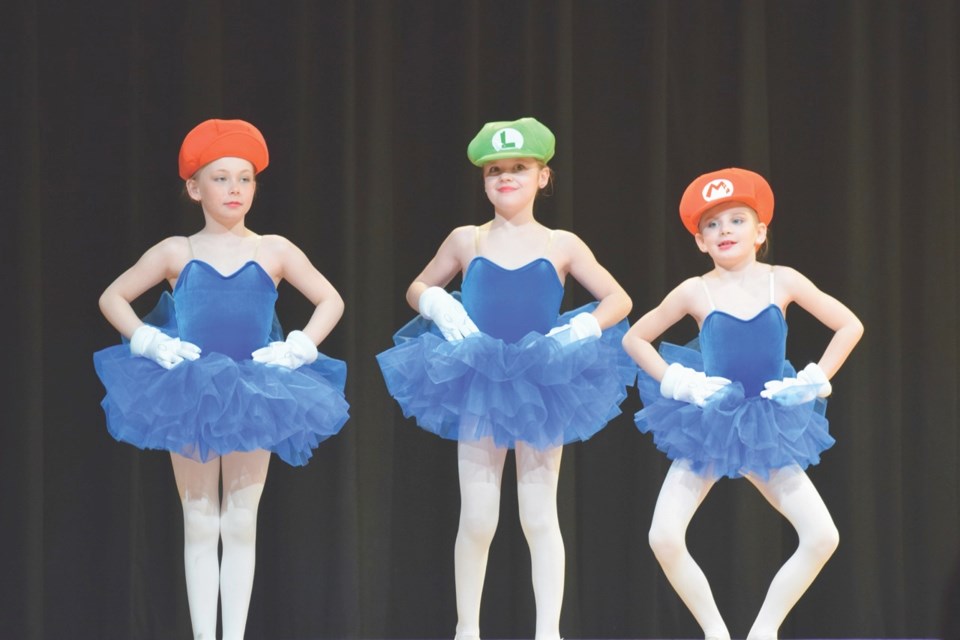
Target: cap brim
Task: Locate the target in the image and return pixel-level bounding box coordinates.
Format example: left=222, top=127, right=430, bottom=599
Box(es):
left=684, top=195, right=767, bottom=235
left=470, top=150, right=550, bottom=167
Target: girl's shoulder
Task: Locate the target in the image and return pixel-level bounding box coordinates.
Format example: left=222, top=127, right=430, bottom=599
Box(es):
left=256, top=234, right=312, bottom=264
left=646, top=276, right=706, bottom=322
left=545, top=228, right=592, bottom=256
left=546, top=228, right=580, bottom=243
left=151, top=235, right=192, bottom=263
left=438, top=225, right=480, bottom=255
left=257, top=233, right=294, bottom=251
left=768, top=264, right=810, bottom=287
left=766, top=264, right=824, bottom=305
left=155, top=235, right=190, bottom=251
left=551, top=227, right=579, bottom=242
left=672, top=275, right=708, bottom=300
left=449, top=224, right=479, bottom=242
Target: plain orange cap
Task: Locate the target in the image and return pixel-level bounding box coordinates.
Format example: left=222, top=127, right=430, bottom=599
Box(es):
left=678, top=168, right=774, bottom=235
left=178, top=119, right=269, bottom=180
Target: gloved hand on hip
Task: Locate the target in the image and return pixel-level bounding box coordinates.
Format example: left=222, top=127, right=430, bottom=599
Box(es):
left=660, top=362, right=731, bottom=407
left=252, top=330, right=319, bottom=370
left=418, top=286, right=480, bottom=342
left=546, top=312, right=601, bottom=345
left=760, top=363, right=831, bottom=405
left=130, top=325, right=201, bottom=370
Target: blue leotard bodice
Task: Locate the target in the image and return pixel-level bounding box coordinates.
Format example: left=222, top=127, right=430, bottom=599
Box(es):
left=700, top=305, right=787, bottom=397
left=461, top=257, right=564, bottom=343
left=174, top=260, right=278, bottom=360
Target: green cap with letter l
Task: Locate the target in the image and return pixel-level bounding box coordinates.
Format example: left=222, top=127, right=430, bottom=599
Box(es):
left=467, top=117, right=556, bottom=166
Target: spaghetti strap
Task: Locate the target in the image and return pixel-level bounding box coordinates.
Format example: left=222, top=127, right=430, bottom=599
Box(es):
left=699, top=277, right=716, bottom=311
left=186, top=236, right=196, bottom=259
left=474, top=225, right=482, bottom=256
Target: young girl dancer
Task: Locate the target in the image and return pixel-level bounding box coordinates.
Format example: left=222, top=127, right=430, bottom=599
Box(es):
left=377, top=117, right=633, bottom=640
left=94, top=119, right=349, bottom=639
left=623, top=168, right=863, bottom=640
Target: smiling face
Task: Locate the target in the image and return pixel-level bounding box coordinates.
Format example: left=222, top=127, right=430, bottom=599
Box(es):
left=694, top=201, right=767, bottom=263
left=482, top=157, right=551, bottom=217
left=186, top=156, right=257, bottom=227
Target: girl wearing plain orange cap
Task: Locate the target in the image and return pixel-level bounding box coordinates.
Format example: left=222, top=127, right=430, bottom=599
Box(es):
left=94, top=119, right=349, bottom=639
left=622, top=168, right=863, bottom=640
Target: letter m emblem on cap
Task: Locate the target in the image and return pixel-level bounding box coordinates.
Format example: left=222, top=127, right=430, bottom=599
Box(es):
left=702, top=179, right=734, bottom=202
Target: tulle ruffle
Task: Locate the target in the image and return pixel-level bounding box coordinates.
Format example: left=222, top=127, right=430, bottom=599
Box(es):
left=635, top=340, right=832, bottom=479
left=93, top=293, right=349, bottom=467
left=377, top=303, right=635, bottom=450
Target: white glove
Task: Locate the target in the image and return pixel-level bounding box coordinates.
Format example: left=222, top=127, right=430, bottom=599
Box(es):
left=251, top=330, right=318, bottom=370
left=659, top=362, right=731, bottom=407
left=760, top=363, right=832, bottom=404
left=130, top=324, right=201, bottom=370
left=417, top=286, right=480, bottom=341
left=797, top=363, right=832, bottom=397
left=546, top=312, right=602, bottom=345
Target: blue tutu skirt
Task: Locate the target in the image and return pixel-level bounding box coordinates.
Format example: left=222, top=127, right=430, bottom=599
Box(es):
left=93, top=293, right=350, bottom=467
left=635, top=340, right=833, bottom=480
left=376, top=302, right=635, bottom=450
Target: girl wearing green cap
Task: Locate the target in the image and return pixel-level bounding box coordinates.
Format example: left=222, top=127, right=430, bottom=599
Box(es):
left=378, top=117, right=633, bottom=640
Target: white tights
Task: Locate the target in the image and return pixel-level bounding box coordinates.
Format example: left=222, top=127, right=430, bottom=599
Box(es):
left=648, top=460, right=839, bottom=640
left=172, top=450, right=271, bottom=640
left=454, top=437, right=564, bottom=640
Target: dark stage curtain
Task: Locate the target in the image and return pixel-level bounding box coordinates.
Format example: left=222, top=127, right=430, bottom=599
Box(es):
left=3, top=1, right=959, bottom=638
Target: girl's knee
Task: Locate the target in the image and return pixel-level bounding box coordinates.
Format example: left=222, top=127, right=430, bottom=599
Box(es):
left=648, top=523, right=685, bottom=563
left=459, top=509, right=499, bottom=545
left=805, top=522, right=839, bottom=560
left=518, top=505, right=559, bottom=540
left=182, top=502, right=220, bottom=544
left=795, top=512, right=839, bottom=561
left=220, top=505, right=258, bottom=546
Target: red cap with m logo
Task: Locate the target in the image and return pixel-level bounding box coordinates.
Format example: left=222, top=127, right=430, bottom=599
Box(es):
left=678, top=168, right=774, bottom=235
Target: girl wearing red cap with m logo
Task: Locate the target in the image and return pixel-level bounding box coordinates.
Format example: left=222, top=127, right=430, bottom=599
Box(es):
left=623, top=168, right=863, bottom=640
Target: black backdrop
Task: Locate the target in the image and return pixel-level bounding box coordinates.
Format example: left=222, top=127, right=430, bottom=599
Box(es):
left=3, top=1, right=959, bottom=639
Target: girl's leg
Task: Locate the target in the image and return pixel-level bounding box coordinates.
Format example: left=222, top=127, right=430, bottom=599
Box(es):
left=454, top=437, right=508, bottom=640
left=170, top=453, right=222, bottom=640
left=648, top=460, right=728, bottom=640
left=743, top=465, right=839, bottom=640
left=515, top=442, right=564, bottom=640
left=219, top=449, right=271, bottom=640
